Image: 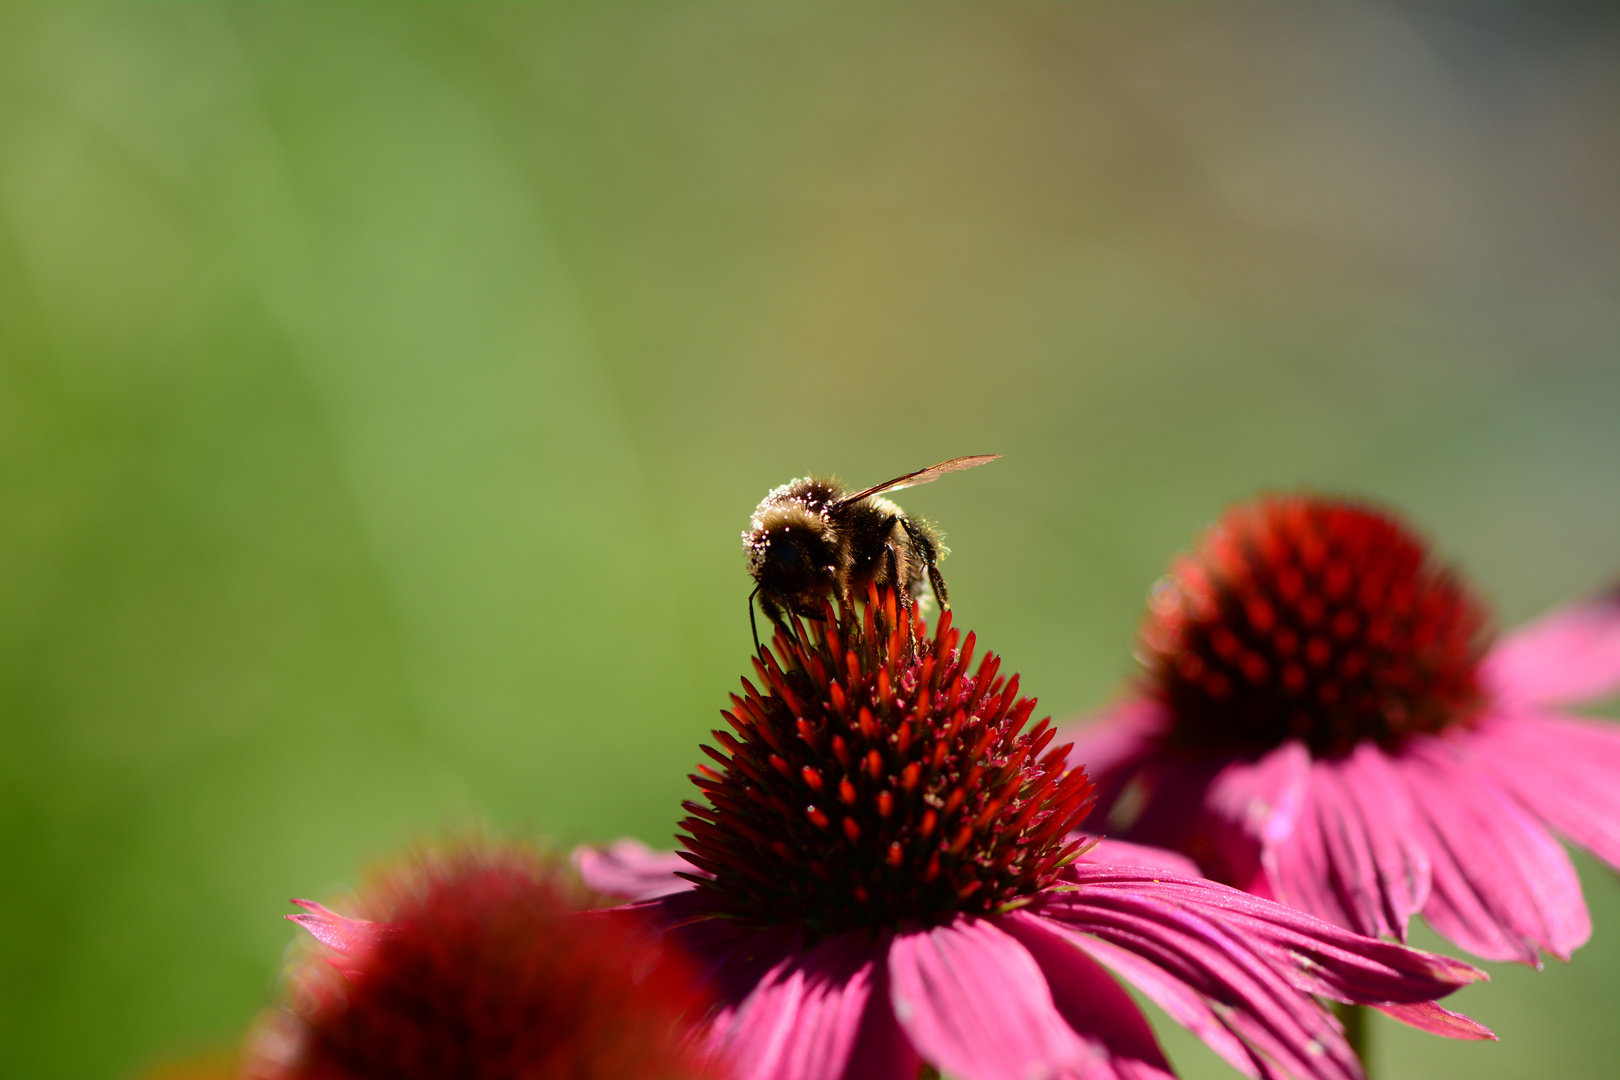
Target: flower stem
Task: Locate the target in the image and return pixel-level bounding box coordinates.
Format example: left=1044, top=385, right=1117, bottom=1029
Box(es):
left=916, top=1064, right=941, bottom=1080
left=1333, top=1001, right=1372, bottom=1076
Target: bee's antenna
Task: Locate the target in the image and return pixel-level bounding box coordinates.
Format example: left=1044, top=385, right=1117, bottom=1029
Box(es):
left=748, top=585, right=763, bottom=655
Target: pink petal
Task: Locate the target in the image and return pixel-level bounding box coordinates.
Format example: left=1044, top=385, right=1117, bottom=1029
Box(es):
left=1399, top=741, right=1591, bottom=963
left=1141, top=740, right=1314, bottom=898
left=636, top=892, right=922, bottom=1080
left=1067, top=702, right=1307, bottom=897
left=1035, top=879, right=1360, bottom=1080
left=1075, top=744, right=1267, bottom=894
left=1038, top=864, right=1490, bottom=1076
left=705, top=930, right=895, bottom=1080
left=1370, top=1001, right=1494, bottom=1041
left=572, top=838, right=696, bottom=901
left=1206, top=741, right=1312, bottom=850
left=285, top=899, right=392, bottom=954
left=1333, top=746, right=1431, bottom=936
left=1062, top=702, right=1218, bottom=854
left=323, top=953, right=370, bottom=985
left=1257, top=773, right=1342, bottom=936
left=838, top=959, right=924, bottom=1080
left=1404, top=842, right=1535, bottom=964
left=1047, top=865, right=1483, bottom=999
left=888, top=916, right=1094, bottom=1080
left=1078, top=837, right=1202, bottom=879
left=1044, top=925, right=1283, bottom=1080
left=998, top=912, right=1177, bottom=1080
left=1466, top=712, right=1620, bottom=870
left=1483, top=587, right=1620, bottom=707
left=1266, top=745, right=1430, bottom=942
left=1062, top=697, right=1174, bottom=784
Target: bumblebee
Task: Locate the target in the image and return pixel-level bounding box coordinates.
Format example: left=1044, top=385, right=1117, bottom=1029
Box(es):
left=743, top=455, right=998, bottom=648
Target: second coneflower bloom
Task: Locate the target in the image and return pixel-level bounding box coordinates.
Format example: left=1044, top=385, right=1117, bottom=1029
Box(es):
left=580, top=587, right=1492, bottom=1080
left=1067, top=493, right=1620, bottom=964
left=242, top=843, right=717, bottom=1080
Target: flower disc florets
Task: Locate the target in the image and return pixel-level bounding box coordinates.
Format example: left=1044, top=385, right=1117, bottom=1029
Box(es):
left=679, top=586, right=1093, bottom=937
left=248, top=846, right=714, bottom=1080
left=1142, top=494, right=1491, bottom=758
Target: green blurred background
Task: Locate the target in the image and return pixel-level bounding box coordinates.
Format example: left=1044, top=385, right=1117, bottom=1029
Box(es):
left=1, top=2, right=1617, bottom=1077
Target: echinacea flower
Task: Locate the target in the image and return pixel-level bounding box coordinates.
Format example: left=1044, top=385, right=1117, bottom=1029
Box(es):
left=578, top=587, right=1491, bottom=1080
left=1066, top=493, right=1620, bottom=965
left=242, top=843, right=718, bottom=1080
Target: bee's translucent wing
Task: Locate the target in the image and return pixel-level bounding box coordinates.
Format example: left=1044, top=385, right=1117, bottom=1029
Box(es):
left=836, top=455, right=1000, bottom=508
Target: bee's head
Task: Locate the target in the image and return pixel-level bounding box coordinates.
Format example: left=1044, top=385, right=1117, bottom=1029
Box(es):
left=745, top=481, right=841, bottom=608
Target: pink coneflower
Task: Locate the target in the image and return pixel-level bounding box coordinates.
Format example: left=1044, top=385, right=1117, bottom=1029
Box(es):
left=579, top=588, right=1491, bottom=1080
left=1066, top=493, right=1620, bottom=965
left=242, top=844, right=718, bottom=1080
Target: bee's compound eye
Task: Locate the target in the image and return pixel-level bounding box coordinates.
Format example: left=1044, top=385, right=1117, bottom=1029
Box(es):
left=772, top=536, right=803, bottom=569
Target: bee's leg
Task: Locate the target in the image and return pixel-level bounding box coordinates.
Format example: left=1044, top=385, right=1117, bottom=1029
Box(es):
left=901, top=518, right=948, bottom=608
left=748, top=586, right=763, bottom=654
left=930, top=565, right=949, bottom=608
left=884, top=542, right=907, bottom=609
left=878, top=515, right=917, bottom=612
left=756, top=590, right=792, bottom=651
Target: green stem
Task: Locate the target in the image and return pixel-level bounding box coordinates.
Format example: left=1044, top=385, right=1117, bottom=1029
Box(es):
left=1333, top=1001, right=1371, bottom=1076
left=915, top=1064, right=941, bottom=1080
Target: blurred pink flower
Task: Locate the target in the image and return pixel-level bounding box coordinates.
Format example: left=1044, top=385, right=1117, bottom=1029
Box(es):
left=1066, top=493, right=1620, bottom=964
left=580, top=589, right=1490, bottom=1080
left=245, top=844, right=718, bottom=1080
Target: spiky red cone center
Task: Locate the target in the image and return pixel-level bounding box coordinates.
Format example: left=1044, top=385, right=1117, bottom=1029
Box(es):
left=680, top=587, right=1094, bottom=937
left=258, top=849, right=713, bottom=1080
left=1142, top=495, right=1491, bottom=758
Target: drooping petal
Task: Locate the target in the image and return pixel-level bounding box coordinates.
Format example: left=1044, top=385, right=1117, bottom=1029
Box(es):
left=285, top=899, right=393, bottom=954
left=1047, top=865, right=1481, bottom=999
left=1369, top=1001, right=1493, bottom=1041
left=1465, top=712, right=1620, bottom=870
left=572, top=838, right=696, bottom=901
left=1072, top=723, right=1271, bottom=895
left=1265, top=745, right=1429, bottom=942
left=1400, top=823, right=1537, bottom=965
left=888, top=916, right=1093, bottom=1080
left=1034, top=876, right=1361, bottom=1080
left=1195, top=741, right=1313, bottom=895
left=1075, top=737, right=1311, bottom=905
left=1206, top=741, right=1312, bottom=850
left=1037, top=865, right=1490, bottom=1078
left=1483, top=587, right=1620, bottom=707
left=1331, top=746, right=1431, bottom=936
left=1259, top=772, right=1342, bottom=939
left=998, top=911, right=1177, bottom=1080
left=1056, top=930, right=1283, bottom=1080
left=1398, top=739, right=1590, bottom=963
left=704, top=929, right=895, bottom=1080
left=1078, top=837, right=1202, bottom=879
